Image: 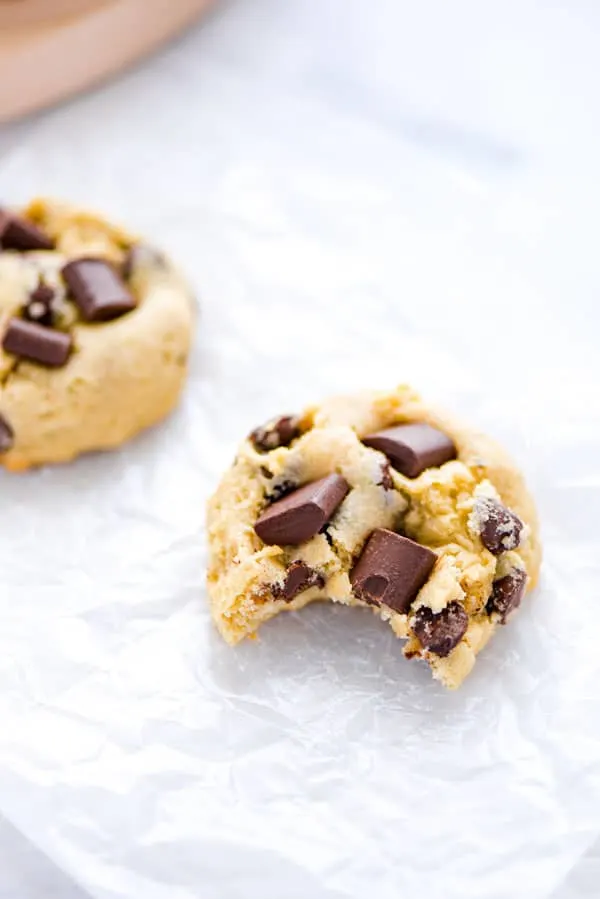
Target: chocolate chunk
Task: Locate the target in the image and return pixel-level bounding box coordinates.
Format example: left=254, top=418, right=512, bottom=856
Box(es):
left=255, top=473, right=349, bottom=545
left=62, top=258, right=136, bottom=322
left=363, top=423, right=456, bottom=478
left=0, top=209, right=54, bottom=251
left=350, top=528, right=437, bottom=614
left=250, top=415, right=301, bottom=452
left=272, top=561, right=325, bottom=601
left=379, top=460, right=394, bottom=490
left=23, top=279, right=55, bottom=327
left=0, top=413, right=14, bottom=453
left=2, top=318, right=72, bottom=367
left=487, top=568, right=527, bottom=623
left=412, top=602, right=469, bottom=657
left=471, top=497, right=524, bottom=555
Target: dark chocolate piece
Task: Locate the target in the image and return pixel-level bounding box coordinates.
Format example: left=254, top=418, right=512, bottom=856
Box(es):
left=487, top=568, right=527, bottom=623
left=2, top=318, right=72, bottom=367
left=62, top=258, right=136, bottom=322
left=255, top=473, right=349, bottom=545
left=23, top=279, right=55, bottom=327
left=0, top=209, right=54, bottom=251
left=250, top=415, right=301, bottom=452
left=273, top=561, right=325, bottom=601
left=472, top=497, right=524, bottom=555
left=350, top=528, right=437, bottom=614
left=363, top=423, right=456, bottom=478
left=412, top=602, right=469, bottom=657
left=0, top=413, right=14, bottom=453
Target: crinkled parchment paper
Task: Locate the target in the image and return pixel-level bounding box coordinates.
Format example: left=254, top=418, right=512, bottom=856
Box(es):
left=0, top=4, right=599, bottom=898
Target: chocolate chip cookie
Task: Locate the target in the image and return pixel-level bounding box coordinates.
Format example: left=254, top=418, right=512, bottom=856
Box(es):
left=0, top=199, right=194, bottom=470
left=207, top=386, right=541, bottom=689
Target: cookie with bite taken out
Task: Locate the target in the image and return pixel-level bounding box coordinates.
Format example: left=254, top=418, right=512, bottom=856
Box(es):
left=207, top=386, right=541, bottom=689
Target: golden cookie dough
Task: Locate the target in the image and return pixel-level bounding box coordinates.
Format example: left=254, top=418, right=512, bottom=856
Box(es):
left=207, top=386, right=541, bottom=689
left=0, top=199, right=194, bottom=470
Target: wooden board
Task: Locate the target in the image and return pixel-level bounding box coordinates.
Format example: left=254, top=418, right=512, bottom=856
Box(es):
left=0, top=0, right=215, bottom=122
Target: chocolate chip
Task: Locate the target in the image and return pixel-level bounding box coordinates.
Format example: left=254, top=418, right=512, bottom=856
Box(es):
left=62, top=258, right=136, bottom=322
left=379, top=460, right=394, bottom=490
left=412, top=602, right=469, bottom=657
left=2, top=318, right=72, bottom=367
left=487, top=568, right=527, bottom=623
left=363, top=423, right=456, bottom=478
left=255, top=473, right=349, bottom=545
left=350, top=528, right=437, bottom=614
left=471, top=497, right=524, bottom=555
left=250, top=415, right=301, bottom=452
left=0, top=209, right=54, bottom=251
left=272, top=561, right=325, bottom=601
left=0, top=413, right=14, bottom=453
left=23, top=279, right=55, bottom=327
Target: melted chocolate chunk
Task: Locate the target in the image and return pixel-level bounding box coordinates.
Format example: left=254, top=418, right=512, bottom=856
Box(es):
left=472, top=497, right=524, bottom=555
left=350, top=528, right=437, bottom=614
left=487, top=568, right=527, bottom=623
left=255, top=474, right=349, bottom=545
left=363, top=423, right=456, bottom=478
left=250, top=415, right=301, bottom=452
left=272, top=561, right=325, bottom=601
left=2, top=318, right=72, bottom=368
left=62, top=257, right=136, bottom=322
left=23, top=279, right=55, bottom=327
left=412, top=602, right=469, bottom=657
left=0, top=209, right=54, bottom=251
left=0, top=413, right=14, bottom=453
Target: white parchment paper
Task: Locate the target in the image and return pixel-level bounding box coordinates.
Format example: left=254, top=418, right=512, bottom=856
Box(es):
left=0, top=3, right=599, bottom=897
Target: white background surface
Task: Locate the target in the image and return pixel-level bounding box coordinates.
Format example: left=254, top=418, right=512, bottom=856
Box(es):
left=0, top=1, right=599, bottom=897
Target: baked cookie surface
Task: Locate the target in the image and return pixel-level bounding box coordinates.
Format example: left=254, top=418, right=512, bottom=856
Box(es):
left=0, top=199, right=194, bottom=470
left=207, top=386, right=541, bottom=689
